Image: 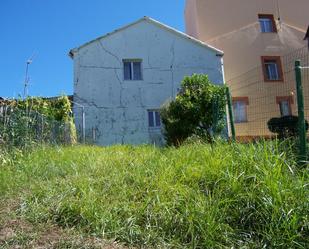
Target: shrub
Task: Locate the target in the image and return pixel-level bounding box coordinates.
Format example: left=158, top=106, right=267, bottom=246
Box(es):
left=0, top=95, right=77, bottom=146
left=267, top=115, right=308, bottom=138
left=160, top=74, right=226, bottom=145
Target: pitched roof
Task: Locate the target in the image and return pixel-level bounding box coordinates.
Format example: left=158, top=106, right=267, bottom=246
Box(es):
left=69, top=16, right=223, bottom=58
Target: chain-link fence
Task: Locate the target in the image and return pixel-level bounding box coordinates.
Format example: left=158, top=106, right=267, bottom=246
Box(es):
left=0, top=104, right=76, bottom=147
left=226, top=46, right=309, bottom=142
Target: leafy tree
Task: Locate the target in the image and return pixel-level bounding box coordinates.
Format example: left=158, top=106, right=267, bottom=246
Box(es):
left=160, top=74, right=227, bottom=146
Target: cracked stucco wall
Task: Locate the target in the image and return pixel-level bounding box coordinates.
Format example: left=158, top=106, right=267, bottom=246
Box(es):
left=73, top=20, right=224, bottom=145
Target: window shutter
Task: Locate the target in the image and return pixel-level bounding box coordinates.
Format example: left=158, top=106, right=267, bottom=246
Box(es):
left=133, top=62, right=142, bottom=80
left=148, top=111, right=154, bottom=127
left=155, top=111, right=161, bottom=127
left=124, top=62, right=132, bottom=80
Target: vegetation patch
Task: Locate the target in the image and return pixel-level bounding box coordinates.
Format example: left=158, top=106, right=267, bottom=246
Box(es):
left=0, top=96, right=76, bottom=147
left=0, top=142, right=308, bottom=248
left=160, top=74, right=226, bottom=146
left=0, top=199, right=126, bottom=249
left=268, top=115, right=309, bottom=139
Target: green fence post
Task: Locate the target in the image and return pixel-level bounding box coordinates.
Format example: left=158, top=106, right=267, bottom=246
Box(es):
left=226, top=87, right=236, bottom=141
left=295, top=60, right=307, bottom=163
left=212, top=96, right=219, bottom=136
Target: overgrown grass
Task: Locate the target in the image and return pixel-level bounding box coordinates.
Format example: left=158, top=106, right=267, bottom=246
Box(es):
left=0, top=141, right=308, bottom=248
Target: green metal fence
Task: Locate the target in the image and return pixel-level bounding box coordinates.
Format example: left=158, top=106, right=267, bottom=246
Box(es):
left=226, top=46, right=309, bottom=164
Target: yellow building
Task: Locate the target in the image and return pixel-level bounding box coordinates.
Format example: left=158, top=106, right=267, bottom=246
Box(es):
left=185, top=0, right=309, bottom=140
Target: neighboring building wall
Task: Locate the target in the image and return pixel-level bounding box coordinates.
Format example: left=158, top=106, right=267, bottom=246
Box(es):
left=185, top=0, right=308, bottom=42
left=205, top=23, right=305, bottom=81
left=185, top=0, right=308, bottom=80
left=228, top=46, right=309, bottom=140
left=184, top=0, right=199, bottom=38
left=72, top=19, right=224, bottom=145
left=185, top=0, right=309, bottom=140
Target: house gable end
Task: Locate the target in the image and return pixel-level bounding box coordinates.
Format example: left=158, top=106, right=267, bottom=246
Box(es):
left=69, top=17, right=223, bottom=58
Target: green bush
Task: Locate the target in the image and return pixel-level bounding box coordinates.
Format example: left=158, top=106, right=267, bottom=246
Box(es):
left=160, top=74, right=227, bottom=145
left=267, top=115, right=308, bottom=139
left=0, top=95, right=76, bottom=147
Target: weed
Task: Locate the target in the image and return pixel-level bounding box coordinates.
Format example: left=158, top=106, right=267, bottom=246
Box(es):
left=0, top=142, right=308, bottom=248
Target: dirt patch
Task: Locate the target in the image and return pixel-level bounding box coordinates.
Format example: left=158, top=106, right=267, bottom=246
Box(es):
left=0, top=227, right=16, bottom=242
left=0, top=198, right=128, bottom=249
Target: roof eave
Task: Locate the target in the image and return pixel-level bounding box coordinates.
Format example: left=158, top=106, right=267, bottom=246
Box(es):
left=144, top=16, right=224, bottom=55
left=68, top=50, right=75, bottom=59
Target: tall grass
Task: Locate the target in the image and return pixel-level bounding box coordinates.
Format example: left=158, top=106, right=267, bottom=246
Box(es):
left=1, top=141, right=308, bottom=248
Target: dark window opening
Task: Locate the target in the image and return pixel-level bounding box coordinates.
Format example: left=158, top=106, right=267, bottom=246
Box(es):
left=258, top=14, right=277, bottom=33
left=123, top=60, right=142, bottom=80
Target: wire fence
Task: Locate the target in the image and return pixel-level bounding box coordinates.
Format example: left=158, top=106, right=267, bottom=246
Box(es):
left=0, top=104, right=76, bottom=147
left=2, top=47, right=308, bottom=148
left=227, top=45, right=309, bottom=142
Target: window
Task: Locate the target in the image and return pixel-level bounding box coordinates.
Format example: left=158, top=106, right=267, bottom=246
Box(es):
left=279, top=101, right=291, bottom=116
left=276, top=96, right=293, bottom=116
left=258, top=14, right=277, bottom=33
left=261, top=56, right=284, bottom=82
left=148, top=110, right=161, bottom=128
left=123, top=60, right=142, bottom=80
left=232, top=97, right=249, bottom=123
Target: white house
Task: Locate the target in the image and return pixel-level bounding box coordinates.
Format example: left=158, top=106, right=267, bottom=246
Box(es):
left=69, top=17, right=224, bottom=145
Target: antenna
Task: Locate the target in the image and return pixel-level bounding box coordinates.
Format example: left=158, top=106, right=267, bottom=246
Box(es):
left=23, top=53, right=36, bottom=99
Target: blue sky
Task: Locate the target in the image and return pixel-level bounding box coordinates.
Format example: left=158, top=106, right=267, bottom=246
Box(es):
left=0, top=0, right=186, bottom=98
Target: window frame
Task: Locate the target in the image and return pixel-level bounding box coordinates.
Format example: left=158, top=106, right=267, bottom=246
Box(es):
left=123, top=59, right=143, bottom=81
left=261, top=56, right=284, bottom=82
left=232, top=97, right=249, bottom=124
left=276, top=96, right=293, bottom=117
left=147, top=110, right=161, bottom=129
left=258, top=14, right=277, bottom=33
